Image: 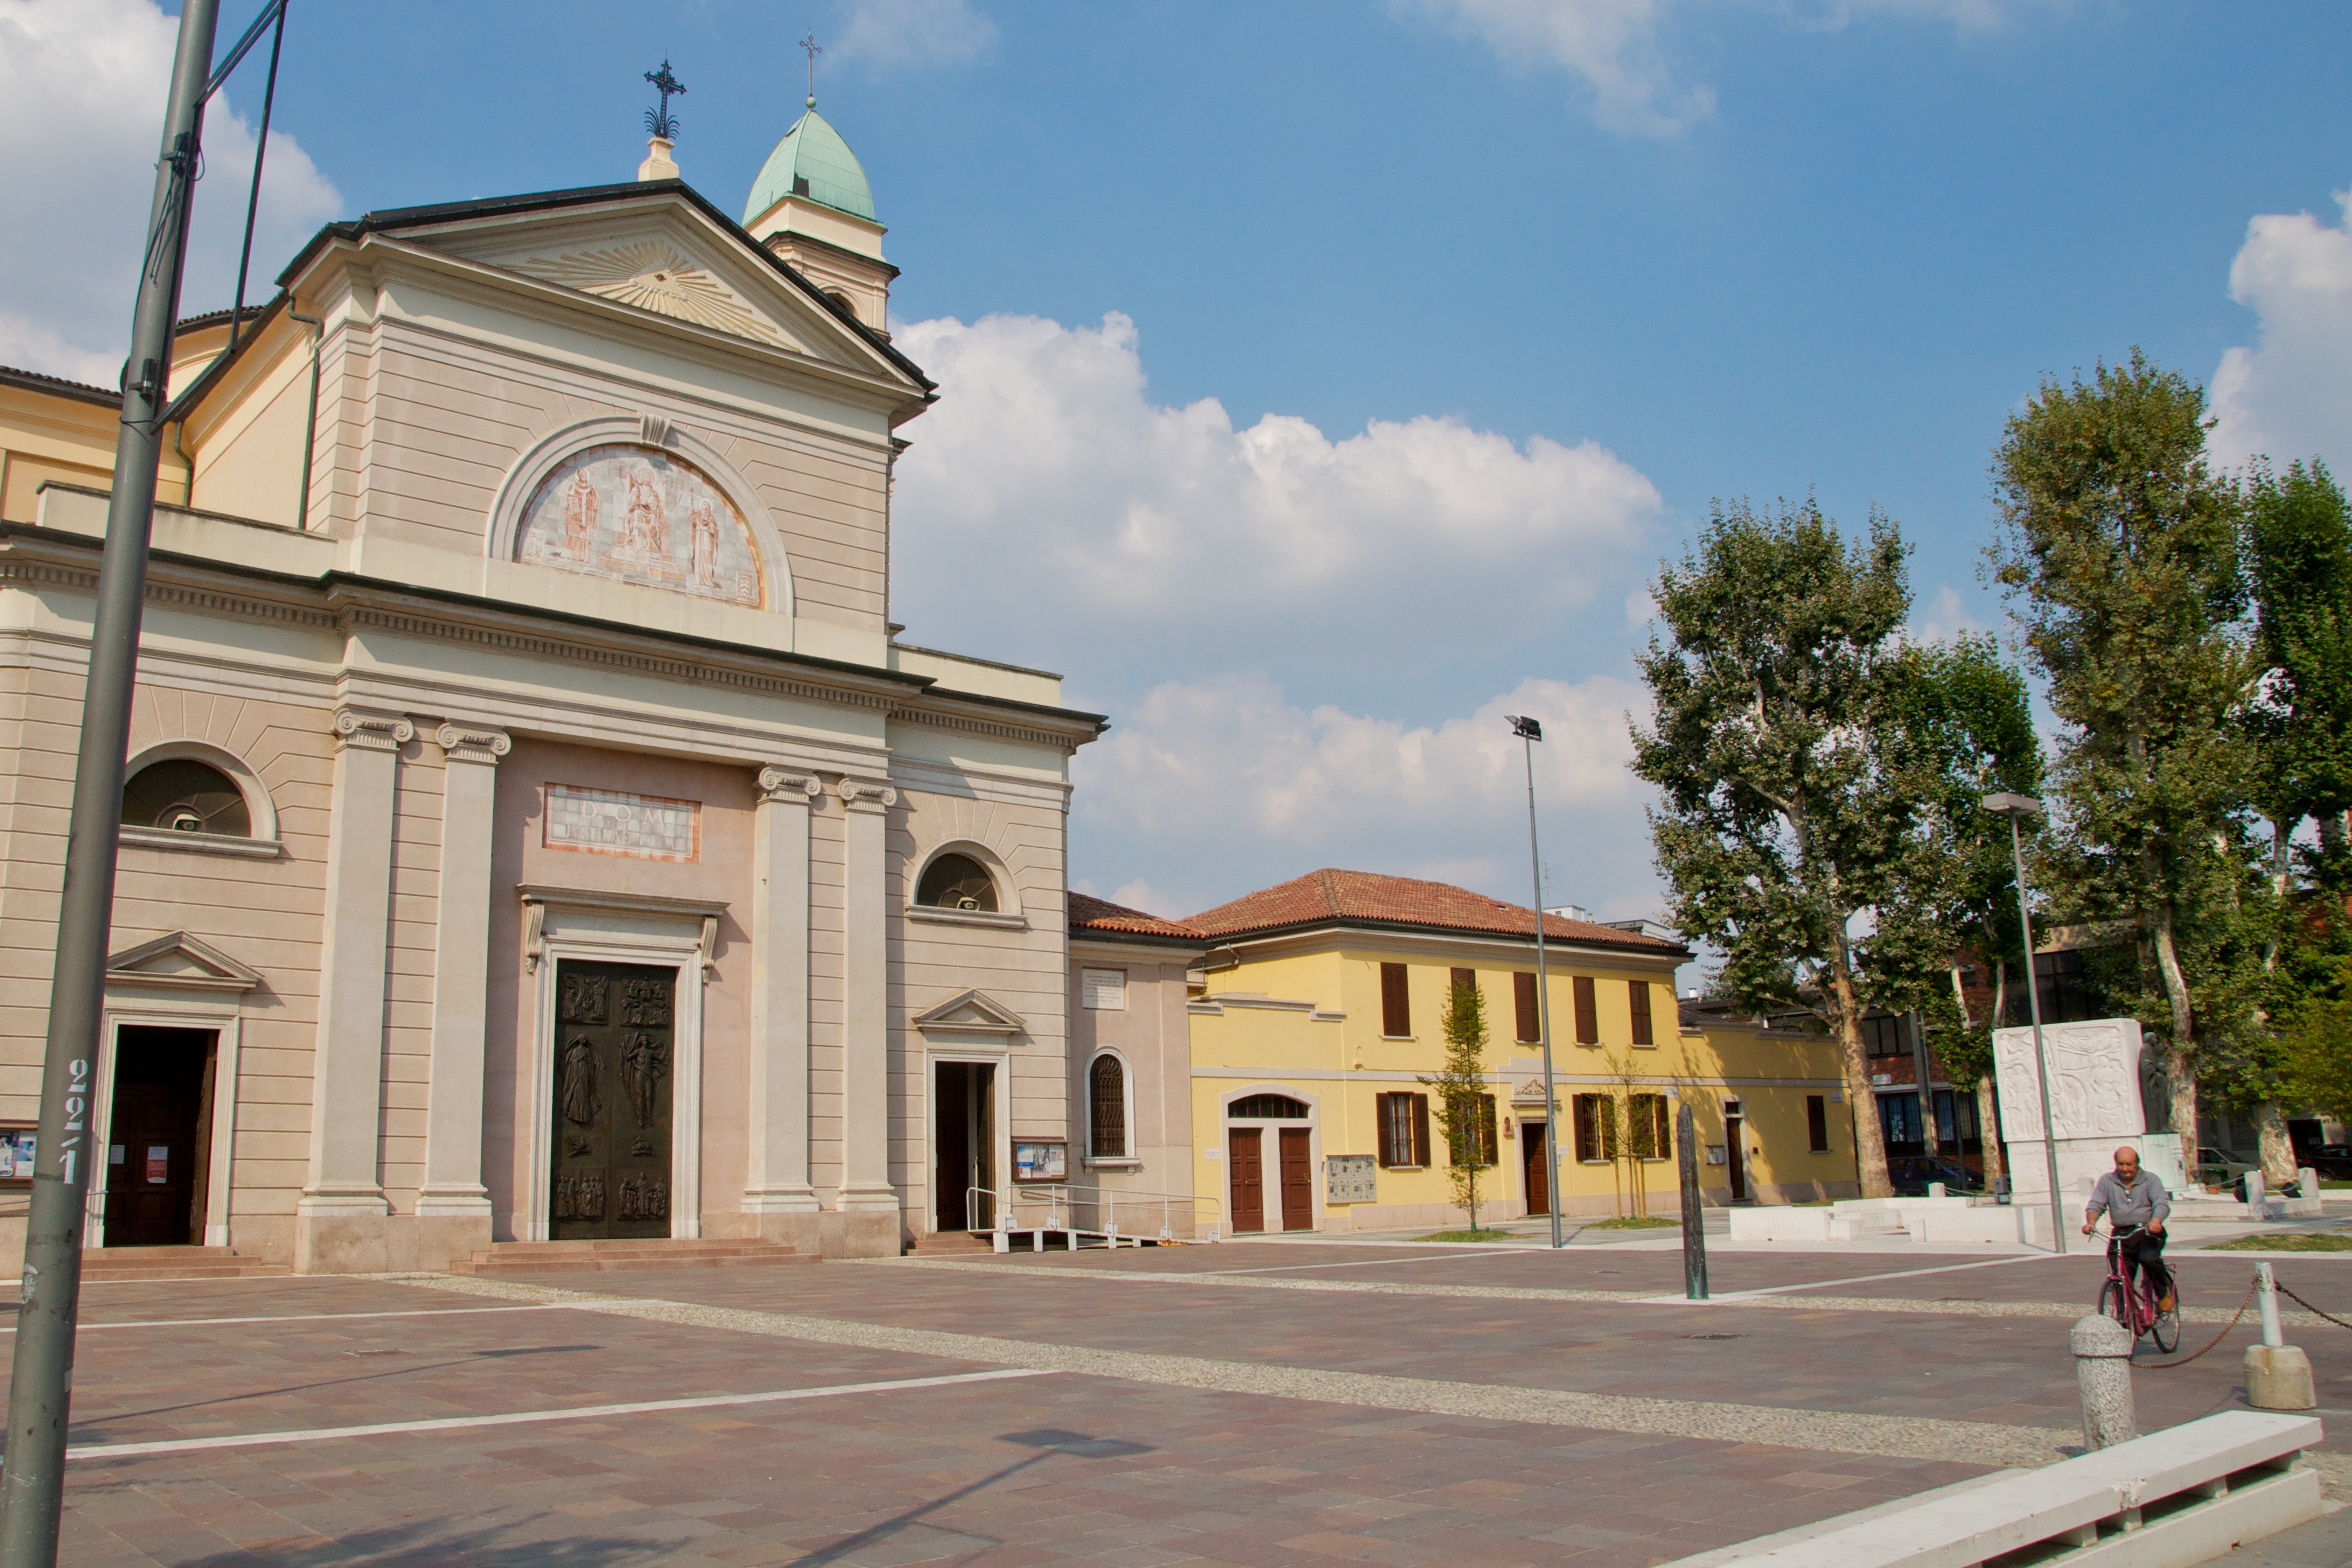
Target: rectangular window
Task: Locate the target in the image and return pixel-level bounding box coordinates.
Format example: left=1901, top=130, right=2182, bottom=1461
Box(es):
left=1513, top=972, right=1539, bottom=1043
left=1080, top=968, right=1127, bottom=1011
left=1573, top=976, right=1599, bottom=1045
left=1377, top=1092, right=1430, bottom=1167
left=1629, top=981, right=1654, bottom=1046
left=1862, top=1014, right=1907, bottom=1057
left=1449, top=1094, right=1499, bottom=1166
left=1572, top=1094, right=1617, bottom=1162
left=1807, top=1094, right=1830, bottom=1153
left=1380, top=962, right=1410, bottom=1037
left=1627, top=1094, right=1670, bottom=1159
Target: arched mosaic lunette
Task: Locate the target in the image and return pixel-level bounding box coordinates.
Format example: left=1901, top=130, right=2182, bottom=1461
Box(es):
left=515, top=443, right=766, bottom=609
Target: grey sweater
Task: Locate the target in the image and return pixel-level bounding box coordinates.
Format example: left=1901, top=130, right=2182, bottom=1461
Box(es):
left=2086, top=1169, right=2170, bottom=1228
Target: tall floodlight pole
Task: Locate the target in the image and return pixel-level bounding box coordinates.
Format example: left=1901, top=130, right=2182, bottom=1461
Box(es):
left=1509, top=715, right=1565, bottom=1250
left=1984, top=792, right=2065, bottom=1257
left=0, top=3, right=221, bottom=1560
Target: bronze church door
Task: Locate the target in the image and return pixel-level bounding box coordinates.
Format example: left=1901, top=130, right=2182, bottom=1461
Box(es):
left=550, top=961, right=675, bottom=1241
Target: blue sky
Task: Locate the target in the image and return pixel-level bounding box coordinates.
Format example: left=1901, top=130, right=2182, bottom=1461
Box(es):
left=8, top=0, right=2350, bottom=926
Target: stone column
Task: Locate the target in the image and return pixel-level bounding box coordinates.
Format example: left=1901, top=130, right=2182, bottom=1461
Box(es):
left=415, top=724, right=510, bottom=1260
left=744, top=766, right=822, bottom=1240
left=295, top=707, right=412, bottom=1274
left=835, top=776, right=900, bottom=1248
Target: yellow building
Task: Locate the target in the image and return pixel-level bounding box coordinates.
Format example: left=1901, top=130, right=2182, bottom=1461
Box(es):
left=1182, top=869, right=1859, bottom=1232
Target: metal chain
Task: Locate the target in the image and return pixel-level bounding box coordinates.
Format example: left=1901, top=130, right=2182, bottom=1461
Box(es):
left=2133, top=1278, right=2257, bottom=1371
left=2275, top=1280, right=2352, bottom=1333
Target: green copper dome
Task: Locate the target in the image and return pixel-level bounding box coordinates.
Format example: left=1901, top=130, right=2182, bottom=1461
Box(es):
left=742, top=103, right=876, bottom=225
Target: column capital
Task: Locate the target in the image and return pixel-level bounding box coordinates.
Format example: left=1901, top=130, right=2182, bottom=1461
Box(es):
left=332, top=708, right=414, bottom=754
left=434, top=723, right=512, bottom=766
left=758, top=766, right=823, bottom=805
left=837, top=777, right=897, bottom=812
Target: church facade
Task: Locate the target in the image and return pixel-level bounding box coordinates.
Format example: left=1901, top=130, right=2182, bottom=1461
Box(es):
left=0, top=109, right=1101, bottom=1270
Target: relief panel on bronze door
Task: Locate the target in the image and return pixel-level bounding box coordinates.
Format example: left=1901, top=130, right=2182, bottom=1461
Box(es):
left=551, top=961, right=675, bottom=1240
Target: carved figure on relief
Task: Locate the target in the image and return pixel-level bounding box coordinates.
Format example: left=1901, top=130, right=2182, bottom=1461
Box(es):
left=560, top=1035, right=600, bottom=1126
left=515, top=442, right=763, bottom=608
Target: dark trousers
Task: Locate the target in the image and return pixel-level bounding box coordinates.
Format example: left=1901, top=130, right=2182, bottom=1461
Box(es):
left=2121, top=1230, right=2172, bottom=1302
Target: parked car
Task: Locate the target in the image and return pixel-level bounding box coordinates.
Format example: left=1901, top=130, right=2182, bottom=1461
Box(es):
left=2304, top=1144, right=2352, bottom=1181
left=2192, top=1146, right=2258, bottom=1192
left=1886, top=1155, right=1984, bottom=1196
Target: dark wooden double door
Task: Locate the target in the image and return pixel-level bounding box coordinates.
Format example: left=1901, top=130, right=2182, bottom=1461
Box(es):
left=102, top=1026, right=217, bottom=1247
left=551, top=961, right=675, bottom=1240
left=1229, top=1126, right=1312, bottom=1232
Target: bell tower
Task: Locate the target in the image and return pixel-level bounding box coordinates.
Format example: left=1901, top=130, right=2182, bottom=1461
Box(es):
left=742, top=38, right=895, bottom=336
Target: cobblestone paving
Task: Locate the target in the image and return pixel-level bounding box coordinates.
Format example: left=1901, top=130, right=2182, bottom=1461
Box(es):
left=20, top=1243, right=2351, bottom=1566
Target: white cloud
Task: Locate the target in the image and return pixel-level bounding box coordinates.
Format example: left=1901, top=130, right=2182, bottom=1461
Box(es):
left=889, top=311, right=1661, bottom=680
left=2211, top=186, right=2352, bottom=477
left=1073, top=672, right=1659, bottom=918
left=1400, top=0, right=2040, bottom=137
left=1397, top=0, right=1710, bottom=136
left=830, top=0, right=997, bottom=72
left=0, top=0, right=341, bottom=381
left=1107, top=879, right=1182, bottom=918
left=1907, top=583, right=1987, bottom=646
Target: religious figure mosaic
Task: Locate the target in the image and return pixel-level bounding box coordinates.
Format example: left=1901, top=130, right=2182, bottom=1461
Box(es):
left=516, top=443, right=765, bottom=607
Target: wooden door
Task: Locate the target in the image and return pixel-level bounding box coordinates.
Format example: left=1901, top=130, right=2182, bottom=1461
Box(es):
left=1278, top=1127, right=1313, bottom=1231
left=1523, top=1123, right=1550, bottom=1216
left=1726, top=1114, right=1747, bottom=1202
left=1229, top=1128, right=1264, bottom=1232
left=934, top=1063, right=972, bottom=1230
left=102, top=1028, right=213, bottom=1247
left=550, top=961, right=675, bottom=1240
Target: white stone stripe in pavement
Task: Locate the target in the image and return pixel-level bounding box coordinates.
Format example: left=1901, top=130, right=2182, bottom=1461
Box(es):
left=62, top=1367, right=1055, bottom=1461
left=1, top=1302, right=622, bottom=1334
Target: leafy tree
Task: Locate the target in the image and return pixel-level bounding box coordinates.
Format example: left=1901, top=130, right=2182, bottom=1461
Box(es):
left=1420, top=977, right=1496, bottom=1231
left=1990, top=350, right=2265, bottom=1147
left=1889, top=634, right=2044, bottom=1188
left=1633, top=497, right=1941, bottom=1199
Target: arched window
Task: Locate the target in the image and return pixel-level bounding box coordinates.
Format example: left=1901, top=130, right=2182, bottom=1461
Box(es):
left=1089, top=1054, right=1127, bottom=1159
left=121, top=759, right=250, bottom=837
left=1227, top=1094, right=1310, bottom=1120
left=917, top=853, right=997, bottom=912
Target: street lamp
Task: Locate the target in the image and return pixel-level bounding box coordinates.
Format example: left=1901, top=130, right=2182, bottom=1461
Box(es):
left=1507, top=715, right=1565, bottom=1250
left=1982, top=791, right=2065, bottom=1256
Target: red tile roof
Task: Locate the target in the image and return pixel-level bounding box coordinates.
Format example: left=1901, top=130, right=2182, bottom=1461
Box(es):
left=1067, top=892, right=1206, bottom=942
left=1182, top=869, right=1686, bottom=953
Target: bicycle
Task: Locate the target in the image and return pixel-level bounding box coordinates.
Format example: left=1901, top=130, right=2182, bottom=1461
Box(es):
left=2096, top=1223, right=2181, bottom=1354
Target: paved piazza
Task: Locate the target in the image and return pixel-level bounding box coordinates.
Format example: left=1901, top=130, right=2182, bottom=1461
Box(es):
left=26, top=1235, right=2352, bottom=1566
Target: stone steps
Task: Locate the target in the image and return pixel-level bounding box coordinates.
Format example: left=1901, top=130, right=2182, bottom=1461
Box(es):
left=906, top=1231, right=994, bottom=1256
left=77, top=1246, right=287, bottom=1280
left=447, top=1238, right=815, bottom=1276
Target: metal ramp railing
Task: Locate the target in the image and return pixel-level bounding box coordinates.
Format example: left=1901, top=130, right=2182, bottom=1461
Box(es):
left=963, top=1182, right=1224, bottom=1250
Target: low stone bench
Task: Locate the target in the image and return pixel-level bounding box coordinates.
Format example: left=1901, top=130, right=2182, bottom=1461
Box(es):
left=1664, top=1409, right=2323, bottom=1567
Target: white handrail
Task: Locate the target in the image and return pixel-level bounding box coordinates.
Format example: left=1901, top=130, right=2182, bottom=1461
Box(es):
left=961, top=1181, right=1224, bottom=1245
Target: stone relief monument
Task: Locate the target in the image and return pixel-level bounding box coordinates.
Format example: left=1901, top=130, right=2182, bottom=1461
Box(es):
left=1994, top=1017, right=2187, bottom=1202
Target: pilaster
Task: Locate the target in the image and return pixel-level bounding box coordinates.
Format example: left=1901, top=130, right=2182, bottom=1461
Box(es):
left=295, top=707, right=411, bottom=1273
left=744, top=766, right=822, bottom=1231
left=416, top=724, right=510, bottom=1232
left=836, top=776, right=899, bottom=1223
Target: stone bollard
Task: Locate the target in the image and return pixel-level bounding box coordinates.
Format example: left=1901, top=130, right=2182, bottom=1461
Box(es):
left=2299, top=1167, right=2320, bottom=1202
left=2245, top=1169, right=2266, bottom=1212
left=2245, top=1261, right=2318, bottom=1411
left=2072, top=1314, right=2137, bottom=1449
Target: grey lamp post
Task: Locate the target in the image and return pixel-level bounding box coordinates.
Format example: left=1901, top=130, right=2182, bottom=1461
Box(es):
left=1508, top=715, right=1564, bottom=1250
left=1983, top=792, right=2065, bottom=1256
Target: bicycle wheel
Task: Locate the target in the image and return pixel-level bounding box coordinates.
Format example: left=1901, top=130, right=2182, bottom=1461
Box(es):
left=2097, top=1280, right=2124, bottom=1326
left=2149, top=1308, right=2180, bottom=1354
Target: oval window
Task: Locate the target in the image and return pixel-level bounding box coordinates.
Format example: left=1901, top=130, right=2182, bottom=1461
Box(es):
left=123, top=759, right=250, bottom=836
left=917, top=853, right=997, bottom=913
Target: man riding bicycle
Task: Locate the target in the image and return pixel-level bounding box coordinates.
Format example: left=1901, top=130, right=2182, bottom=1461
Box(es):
left=2081, top=1145, right=2173, bottom=1314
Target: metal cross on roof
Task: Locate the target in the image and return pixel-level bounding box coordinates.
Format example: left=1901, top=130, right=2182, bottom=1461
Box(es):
left=644, top=58, right=687, bottom=142
left=800, top=32, right=822, bottom=105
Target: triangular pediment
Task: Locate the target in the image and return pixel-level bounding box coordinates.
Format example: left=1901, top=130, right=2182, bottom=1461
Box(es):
left=106, top=931, right=263, bottom=992
left=912, top=988, right=1028, bottom=1037
left=390, top=190, right=919, bottom=390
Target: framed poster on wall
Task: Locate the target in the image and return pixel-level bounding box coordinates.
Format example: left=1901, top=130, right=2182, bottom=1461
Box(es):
left=1011, top=1140, right=1067, bottom=1183
left=0, top=1127, right=34, bottom=1183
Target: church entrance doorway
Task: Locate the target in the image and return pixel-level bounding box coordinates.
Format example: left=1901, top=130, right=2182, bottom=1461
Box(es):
left=933, top=1061, right=997, bottom=1230
left=102, top=1026, right=217, bottom=1248
left=549, top=961, right=675, bottom=1241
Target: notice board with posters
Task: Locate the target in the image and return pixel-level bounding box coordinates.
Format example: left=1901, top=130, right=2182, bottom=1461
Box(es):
left=1325, top=1154, right=1377, bottom=1204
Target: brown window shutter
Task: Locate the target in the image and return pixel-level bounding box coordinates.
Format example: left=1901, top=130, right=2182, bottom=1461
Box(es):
left=1411, top=1094, right=1430, bottom=1167
left=1572, top=1095, right=1596, bottom=1161
left=1514, top=972, right=1538, bottom=1043
left=1478, top=1094, right=1499, bottom=1164
left=1450, top=966, right=1475, bottom=998
left=1376, top=1094, right=1397, bottom=1166
left=1381, top=963, right=1410, bottom=1036
left=1807, top=1094, right=1829, bottom=1153
left=1573, top=976, right=1598, bottom=1044
left=1630, top=981, right=1654, bottom=1046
